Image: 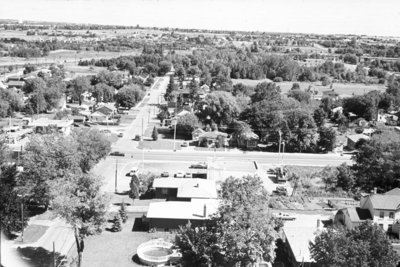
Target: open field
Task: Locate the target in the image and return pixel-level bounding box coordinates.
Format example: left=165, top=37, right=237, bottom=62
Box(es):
left=0, top=49, right=140, bottom=67
left=232, top=79, right=386, bottom=97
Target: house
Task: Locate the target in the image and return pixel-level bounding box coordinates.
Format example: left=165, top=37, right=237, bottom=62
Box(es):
left=7, top=80, right=25, bottom=89
left=153, top=178, right=217, bottom=200
left=198, top=130, right=229, bottom=148
left=346, top=134, right=370, bottom=150
left=192, top=128, right=205, bottom=141
left=29, top=118, right=73, bottom=135
left=200, top=84, right=210, bottom=93
left=334, top=207, right=373, bottom=230
left=283, top=214, right=330, bottom=267
left=146, top=199, right=219, bottom=230
left=335, top=188, right=400, bottom=233
left=230, top=128, right=259, bottom=149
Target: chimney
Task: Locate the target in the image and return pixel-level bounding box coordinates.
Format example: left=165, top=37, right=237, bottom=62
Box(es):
left=317, top=219, right=321, bottom=229
left=203, top=204, right=207, bottom=217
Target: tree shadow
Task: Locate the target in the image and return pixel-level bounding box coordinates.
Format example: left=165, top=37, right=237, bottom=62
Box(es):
left=17, top=246, right=67, bottom=267
left=131, top=254, right=144, bottom=265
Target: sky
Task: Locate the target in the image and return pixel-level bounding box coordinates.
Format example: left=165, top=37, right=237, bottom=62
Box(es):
left=0, top=0, right=400, bottom=37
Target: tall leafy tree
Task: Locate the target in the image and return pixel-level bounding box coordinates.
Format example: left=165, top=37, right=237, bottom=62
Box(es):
left=115, top=85, right=144, bottom=109
left=310, top=222, right=399, bottom=267
left=51, top=173, right=109, bottom=267
left=176, top=113, right=200, bottom=139
left=69, top=76, right=92, bottom=105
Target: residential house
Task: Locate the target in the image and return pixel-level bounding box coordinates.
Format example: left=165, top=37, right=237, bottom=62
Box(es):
left=146, top=199, right=219, bottom=231
left=146, top=178, right=218, bottom=230
left=334, top=207, right=373, bottom=230
left=346, top=134, right=370, bottom=150
left=334, top=188, right=400, bottom=233
left=7, top=80, right=25, bottom=89
left=192, top=128, right=205, bottom=141
left=283, top=214, right=330, bottom=267
left=198, top=130, right=229, bottom=148
left=153, top=178, right=217, bottom=200
left=29, top=118, right=73, bottom=135
left=230, top=128, right=259, bottom=149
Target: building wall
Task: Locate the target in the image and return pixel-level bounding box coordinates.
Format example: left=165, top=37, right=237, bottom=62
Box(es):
left=363, top=198, right=398, bottom=231
left=149, top=218, right=207, bottom=231
left=155, top=188, right=178, bottom=199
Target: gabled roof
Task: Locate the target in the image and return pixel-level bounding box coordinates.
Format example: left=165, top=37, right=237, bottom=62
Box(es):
left=347, top=134, right=370, bottom=143
left=368, top=194, right=400, bottom=210
left=385, top=188, right=400, bottom=196
left=192, top=128, right=205, bottom=134
left=198, top=131, right=228, bottom=139
left=342, top=207, right=372, bottom=222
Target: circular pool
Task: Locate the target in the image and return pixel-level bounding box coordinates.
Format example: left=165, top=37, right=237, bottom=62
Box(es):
left=137, top=239, right=174, bottom=266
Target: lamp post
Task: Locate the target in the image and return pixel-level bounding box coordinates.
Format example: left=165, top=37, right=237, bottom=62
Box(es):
left=114, top=157, right=118, bottom=193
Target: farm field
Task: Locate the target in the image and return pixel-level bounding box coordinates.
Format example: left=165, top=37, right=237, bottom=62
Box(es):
left=232, top=79, right=386, bottom=97
left=0, top=49, right=140, bottom=67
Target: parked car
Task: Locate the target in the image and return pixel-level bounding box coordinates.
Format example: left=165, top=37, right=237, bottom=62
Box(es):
left=272, top=186, right=287, bottom=196
left=174, top=172, right=185, bottom=178
left=161, top=172, right=169, bottom=177
left=110, top=151, right=125, bottom=157
left=181, top=142, right=188, bottom=147
left=134, top=134, right=141, bottom=141
left=189, top=162, right=207, bottom=169
left=184, top=173, right=192, bottom=178
left=118, top=133, right=124, bottom=137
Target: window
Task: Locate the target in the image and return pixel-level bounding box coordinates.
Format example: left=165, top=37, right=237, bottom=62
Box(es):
left=379, top=211, right=384, bottom=218
left=389, top=212, right=395, bottom=219
left=161, top=188, right=168, bottom=194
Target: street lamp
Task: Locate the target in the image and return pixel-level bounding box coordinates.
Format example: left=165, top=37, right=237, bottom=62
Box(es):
left=114, top=157, right=118, bottom=193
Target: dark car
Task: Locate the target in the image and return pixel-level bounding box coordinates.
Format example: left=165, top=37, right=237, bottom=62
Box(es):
left=189, top=162, right=207, bottom=169
left=110, top=151, right=125, bottom=157
left=161, top=172, right=169, bottom=177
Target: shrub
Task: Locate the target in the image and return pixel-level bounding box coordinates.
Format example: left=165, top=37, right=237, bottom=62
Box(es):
left=119, top=202, right=128, bottom=223
left=273, top=77, right=283, bottom=83
left=112, top=213, right=123, bottom=232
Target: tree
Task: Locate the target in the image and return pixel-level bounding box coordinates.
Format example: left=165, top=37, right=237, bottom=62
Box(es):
left=51, top=173, right=109, bottom=267
left=352, top=130, right=400, bottom=191
left=72, top=128, right=111, bottom=173
left=251, top=82, right=281, bottom=103
left=196, top=91, right=240, bottom=126
left=336, top=163, right=355, bottom=191
left=152, top=126, right=158, bottom=141
left=129, top=174, right=140, bottom=199
left=115, top=85, right=144, bottom=109
left=175, top=175, right=281, bottom=266
left=287, top=89, right=311, bottom=104
left=157, top=106, right=170, bottom=123
left=158, top=60, right=172, bottom=76
left=0, top=163, right=28, bottom=236
left=318, top=127, right=337, bottom=152
left=119, top=201, right=128, bottom=223
left=19, top=134, right=81, bottom=206
left=176, top=113, right=200, bottom=139
left=313, top=108, right=327, bottom=127
left=310, top=222, right=399, bottom=267
left=91, top=83, right=115, bottom=103
left=0, top=88, right=25, bottom=116
left=69, top=76, right=91, bottom=105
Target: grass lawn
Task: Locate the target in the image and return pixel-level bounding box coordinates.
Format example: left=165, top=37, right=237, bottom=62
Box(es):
left=138, top=139, right=182, bottom=150
left=82, top=213, right=174, bottom=267
left=232, top=78, right=272, bottom=86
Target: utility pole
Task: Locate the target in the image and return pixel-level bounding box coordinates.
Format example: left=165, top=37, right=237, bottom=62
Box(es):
left=148, top=109, right=150, bottom=123
left=114, top=157, right=118, bottom=193
left=21, top=200, right=24, bottom=242
left=173, top=101, right=177, bottom=152
left=53, top=242, right=56, bottom=267
left=278, top=130, right=281, bottom=166
left=142, top=117, right=144, bottom=169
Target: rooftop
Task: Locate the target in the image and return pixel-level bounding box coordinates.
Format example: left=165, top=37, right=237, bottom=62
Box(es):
left=368, top=194, right=400, bottom=210
left=153, top=178, right=218, bottom=199
left=29, top=118, right=73, bottom=128
left=347, top=134, right=370, bottom=143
